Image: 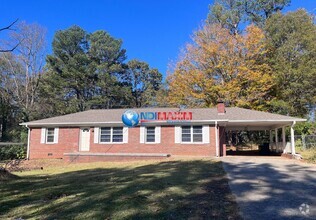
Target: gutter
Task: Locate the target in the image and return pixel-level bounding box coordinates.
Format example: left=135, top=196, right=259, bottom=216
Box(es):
left=228, top=119, right=306, bottom=122
left=25, top=125, right=30, bottom=160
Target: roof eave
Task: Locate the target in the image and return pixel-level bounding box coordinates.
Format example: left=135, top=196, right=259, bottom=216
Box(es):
left=20, top=118, right=307, bottom=127
left=21, top=119, right=230, bottom=127
left=228, top=119, right=306, bottom=123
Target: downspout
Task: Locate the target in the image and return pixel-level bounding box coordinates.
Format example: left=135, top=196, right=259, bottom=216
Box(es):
left=25, top=125, right=30, bottom=160
left=215, top=121, right=219, bottom=157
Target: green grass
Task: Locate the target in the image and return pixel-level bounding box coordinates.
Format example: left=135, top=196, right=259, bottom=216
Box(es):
left=0, top=159, right=241, bottom=219
left=298, top=148, right=316, bottom=163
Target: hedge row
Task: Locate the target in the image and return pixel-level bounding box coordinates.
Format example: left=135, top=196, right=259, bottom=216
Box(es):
left=0, top=145, right=26, bottom=161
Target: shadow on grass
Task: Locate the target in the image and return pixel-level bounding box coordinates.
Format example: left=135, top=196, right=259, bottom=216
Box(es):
left=0, top=169, right=20, bottom=181
left=0, top=160, right=241, bottom=220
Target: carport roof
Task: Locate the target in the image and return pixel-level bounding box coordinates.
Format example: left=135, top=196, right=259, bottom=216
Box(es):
left=20, top=107, right=305, bottom=127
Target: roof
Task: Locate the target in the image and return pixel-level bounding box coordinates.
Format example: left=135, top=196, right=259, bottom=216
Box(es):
left=21, top=107, right=306, bottom=128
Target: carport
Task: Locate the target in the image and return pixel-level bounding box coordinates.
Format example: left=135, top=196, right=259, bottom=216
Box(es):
left=217, top=107, right=306, bottom=156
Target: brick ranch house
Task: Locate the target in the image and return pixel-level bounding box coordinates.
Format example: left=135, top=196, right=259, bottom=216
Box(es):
left=21, top=103, right=305, bottom=162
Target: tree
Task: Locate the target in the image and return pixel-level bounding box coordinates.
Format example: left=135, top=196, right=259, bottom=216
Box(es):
left=42, top=26, right=128, bottom=115
left=207, top=0, right=291, bottom=33
left=43, top=26, right=93, bottom=114
left=208, top=0, right=244, bottom=35
left=89, top=30, right=128, bottom=109
left=10, top=22, right=46, bottom=121
left=244, top=0, right=291, bottom=26
left=0, top=22, right=46, bottom=120
left=125, top=59, right=162, bottom=107
left=265, top=9, right=316, bottom=116
left=167, top=23, right=274, bottom=110
left=0, top=53, right=16, bottom=140
left=0, top=21, right=46, bottom=140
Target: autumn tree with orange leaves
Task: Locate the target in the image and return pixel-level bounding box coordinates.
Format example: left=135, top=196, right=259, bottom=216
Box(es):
left=166, top=23, right=274, bottom=110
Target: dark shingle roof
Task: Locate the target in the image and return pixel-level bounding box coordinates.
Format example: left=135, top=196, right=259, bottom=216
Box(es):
left=21, top=107, right=305, bottom=126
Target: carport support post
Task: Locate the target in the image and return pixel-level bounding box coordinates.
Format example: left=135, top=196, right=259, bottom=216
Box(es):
left=275, top=128, right=278, bottom=143
left=282, top=127, right=286, bottom=148
left=269, top=130, right=273, bottom=145
left=215, top=121, right=219, bottom=157
left=291, top=121, right=296, bottom=154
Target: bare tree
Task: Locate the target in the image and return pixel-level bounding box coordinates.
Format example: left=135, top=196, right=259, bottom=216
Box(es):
left=0, top=21, right=46, bottom=121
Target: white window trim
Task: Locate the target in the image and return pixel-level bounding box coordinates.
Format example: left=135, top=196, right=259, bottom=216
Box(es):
left=99, top=127, right=125, bottom=144
left=175, top=126, right=181, bottom=143
left=41, top=127, right=58, bottom=144
left=180, top=126, right=204, bottom=144
left=94, top=127, right=99, bottom=143
left=140, top=126, right=161, bottom=144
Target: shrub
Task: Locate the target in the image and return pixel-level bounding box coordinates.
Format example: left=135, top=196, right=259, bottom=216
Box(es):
left=0, top=145, right=26, bottom=161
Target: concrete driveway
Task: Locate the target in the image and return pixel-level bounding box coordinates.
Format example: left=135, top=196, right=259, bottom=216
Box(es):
left=221, top=156, right=316, bottom=220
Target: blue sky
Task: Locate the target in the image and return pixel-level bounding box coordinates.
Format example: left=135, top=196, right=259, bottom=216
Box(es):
left=1, top=0, right=315, bottom=77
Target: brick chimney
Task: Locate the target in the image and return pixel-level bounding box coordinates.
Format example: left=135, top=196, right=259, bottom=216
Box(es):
left=217, top=101, right=226, bottom=114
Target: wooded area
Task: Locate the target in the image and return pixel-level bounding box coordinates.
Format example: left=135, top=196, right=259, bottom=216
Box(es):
left=0, top=0, right=315, bottom=142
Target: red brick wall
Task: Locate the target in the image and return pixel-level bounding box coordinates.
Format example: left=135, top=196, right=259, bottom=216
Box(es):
left=29, top=125, right=218, bottom=159
left=219, top=127, right=226, bottom=156
left=29, top=127, right=79, bottom=159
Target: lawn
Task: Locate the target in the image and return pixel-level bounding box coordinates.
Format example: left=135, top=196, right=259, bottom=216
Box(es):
left=0, top=159, right=241, bottom=220
left=297, top=147, right=316, bottom=163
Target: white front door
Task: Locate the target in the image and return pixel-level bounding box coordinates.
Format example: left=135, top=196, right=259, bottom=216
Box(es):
left=79, top=128, right=90, bottom=151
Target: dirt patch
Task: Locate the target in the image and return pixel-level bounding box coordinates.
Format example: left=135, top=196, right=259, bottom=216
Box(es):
left=1, top=159, right=66, bottom=172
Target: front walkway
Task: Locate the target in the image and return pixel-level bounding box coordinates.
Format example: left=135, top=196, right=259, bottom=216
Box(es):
left=221, top=156, right=316, bottom=220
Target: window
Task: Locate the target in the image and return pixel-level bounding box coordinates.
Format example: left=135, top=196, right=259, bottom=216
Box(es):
left=100, top=128, right=111, bottom=142
left=181, top=126, right=203, bottom=143
left=140, top=126, right=160, bottom=144
left=41, top=128, right=58, bottom=144
left=181, top=126, right=191, bottom=142
left=113, top=127, right=123, bottom=142
left=100, top=127, right=123, bottom=143
left=146, top=127, right=155, bottom=143
left=46, top=128, right=55, bottom=143
left=193, top=126, right=203, bottom=142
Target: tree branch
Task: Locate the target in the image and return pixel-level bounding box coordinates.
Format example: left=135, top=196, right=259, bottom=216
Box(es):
left=0, top=19, right=19, bottom=32
left=0, top=41, right=21, bottom=53
left=0, top=19, right=20, bottom=52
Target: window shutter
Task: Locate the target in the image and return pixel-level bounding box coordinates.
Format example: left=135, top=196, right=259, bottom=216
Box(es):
left=54, top=128, right=59, bottom=143
left=140, top=126, right=145, bottom=143
left=203, top=125, right=210, bottom=143
left=41, top=128, right=46, bottom=144
left=123, top=127, right=128, bottom=143
left=175, top=126, right=181, bottom=143
left=94, top=127, right=99, bottom=143
left=155, top=126, right=161, bottom=143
